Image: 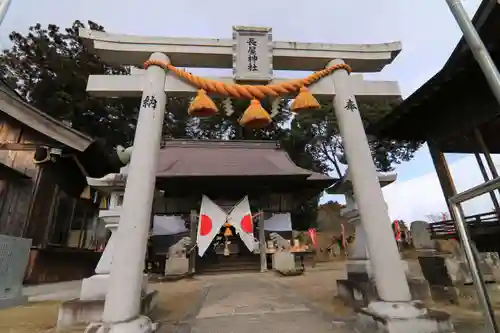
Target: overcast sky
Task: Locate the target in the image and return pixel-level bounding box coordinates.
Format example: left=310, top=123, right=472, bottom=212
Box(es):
left=1, top=0, right=494, bottom=222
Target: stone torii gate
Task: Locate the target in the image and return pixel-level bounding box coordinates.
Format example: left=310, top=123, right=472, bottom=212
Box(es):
left=80, top=26, right=450, bottom=333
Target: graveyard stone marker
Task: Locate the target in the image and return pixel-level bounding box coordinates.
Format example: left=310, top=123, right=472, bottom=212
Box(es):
left=0, top=234, right=32, bottom=309
left=410, top=221, right=436, bottom=250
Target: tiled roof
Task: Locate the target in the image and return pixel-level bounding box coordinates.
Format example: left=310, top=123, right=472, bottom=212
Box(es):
left=157, top=139, right=332, bottom=180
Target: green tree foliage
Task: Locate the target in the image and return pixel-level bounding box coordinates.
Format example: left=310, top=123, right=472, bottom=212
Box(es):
left=0, top=20, right=421, bottom=230
left=294, top=102, right=422, bottom=178
left=0, top=20, right=139, bottom=147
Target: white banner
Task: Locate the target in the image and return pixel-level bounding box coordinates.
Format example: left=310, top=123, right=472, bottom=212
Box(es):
left=228, top=196, right=255, bottom=252
left=197, top=195, right=227, bottom=257
left=152, top=215, right=187, bottom=236
left=264, top=213, right=292, bottom=231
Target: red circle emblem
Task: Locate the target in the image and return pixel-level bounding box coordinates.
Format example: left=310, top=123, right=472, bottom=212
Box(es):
left=199, top=214, right=213, bottom=236
left=240, top=214, right=253, bottom=233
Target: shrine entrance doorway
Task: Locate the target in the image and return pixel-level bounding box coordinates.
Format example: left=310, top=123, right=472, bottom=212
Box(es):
left=209, top=224, right=255, bottom=257
left=197, top=213, right=262, bottom=274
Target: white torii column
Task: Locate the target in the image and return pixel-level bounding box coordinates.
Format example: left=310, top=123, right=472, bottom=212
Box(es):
left=329, top=59, right=412, bottom=306
left=96, top=52, right=169, bottom=333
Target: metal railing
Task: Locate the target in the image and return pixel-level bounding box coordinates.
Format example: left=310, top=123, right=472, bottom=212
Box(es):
left=429, top=211, right=500, bottom=239
left=449, top=177, right=500, bottom=333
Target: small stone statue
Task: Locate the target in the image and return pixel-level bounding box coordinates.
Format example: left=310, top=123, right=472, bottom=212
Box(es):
left=269, top=233, right=291, bottom=251
left=168, top=236, right=192, bottom=258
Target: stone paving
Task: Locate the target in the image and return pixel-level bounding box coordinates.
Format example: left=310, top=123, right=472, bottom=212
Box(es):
left=168, top=273, right=353, bottom=333
left=15, top=267, right=497, bottom=332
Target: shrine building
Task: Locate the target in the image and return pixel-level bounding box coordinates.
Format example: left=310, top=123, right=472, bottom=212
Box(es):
left=93, top=139, right=335, bottom=274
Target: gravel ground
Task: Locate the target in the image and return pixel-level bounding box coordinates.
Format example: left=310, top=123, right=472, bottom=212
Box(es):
left=3, top=262, right=500, bottom=333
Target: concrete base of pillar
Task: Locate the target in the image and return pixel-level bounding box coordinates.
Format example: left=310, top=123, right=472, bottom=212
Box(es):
left=355, top=301, right=454, bottom=333
left=346, top=259, right=409, bottom=276
left=80, top=274, right=149, bottom=301
left=57, top=290, right=158, bottom=330
left=0, top=295, right=28, bottom=309
left=84, top=315, right=159, bottom=333
left=337, top=278, right=376, bottom=307
left=338, top=260, right=432, bottom=307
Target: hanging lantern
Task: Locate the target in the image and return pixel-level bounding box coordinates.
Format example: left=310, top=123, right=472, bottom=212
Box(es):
left=239, top=99, right=272, bottom=129
left=223, top=223, right=233, bottom=237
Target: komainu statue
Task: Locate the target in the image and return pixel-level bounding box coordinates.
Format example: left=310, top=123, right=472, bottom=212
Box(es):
left=269, top=232, right=291, bottom=251
left=168, top=236, right=192, bottom=258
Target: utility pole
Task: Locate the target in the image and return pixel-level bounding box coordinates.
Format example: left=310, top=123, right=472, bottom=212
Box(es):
left=444, top=0, right=500, bottom=108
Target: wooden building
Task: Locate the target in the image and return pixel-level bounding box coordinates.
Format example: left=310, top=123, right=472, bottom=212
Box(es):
left=0, top=80, right=122, bottom=283
left=155, top=140, right=333, bottom=210
left=368, top=0, right=500, bottom=249
left=149, top=139, right=335, bottom=273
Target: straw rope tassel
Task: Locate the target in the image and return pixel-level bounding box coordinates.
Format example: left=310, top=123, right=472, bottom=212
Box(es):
left=143, top=60, right=352, bottom=126
left=239, top=99, right=272, bottom=129
left=188, top=89, right=218, bottom=117
left=291, top=86, right=321, bottom=111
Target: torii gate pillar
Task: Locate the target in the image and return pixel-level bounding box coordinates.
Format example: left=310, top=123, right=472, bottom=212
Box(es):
left=89, top=52, right=169, bottom=333
left=330, top=58, right=411, bottom=302
left=330, top=61, right=453, bottom=332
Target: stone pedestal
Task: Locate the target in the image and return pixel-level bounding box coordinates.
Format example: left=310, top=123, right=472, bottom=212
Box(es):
left=339, top=260, right=433, bottom=307
left=418, top=247, right=500, bottom=305
left=444, top=251, right=499, bottom=285
left=80, top=214, right=120, bottom=301
left=348, top=217, right=369, bottom=260
left=165, top=256, right=189, bottom=276
left=58, top=212, right=152, bottom=329
left=0, top=294, right=27, bottom=309
left=483, top=252, right=500, bottom=281
left=272, top=252, right=296, bottom=272
left=57, top=290, right=158, bottom=330
left=356, top=301, right=454, bottom=333
left=80, top=275, right=149, bottom=301
left=337, top=258, right=423, bottom=307
left=338, top=218, right=432, bottom=307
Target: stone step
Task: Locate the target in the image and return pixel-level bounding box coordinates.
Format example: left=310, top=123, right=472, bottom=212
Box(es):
left=199, top=255, right=260, bottom=264
left=199, top=265, right=261, bottom=275
left=201, top=261, right=260, bottom=267
left=199, top=267, right=261, bottom=274
left=197, top=255, right=261, bottom=274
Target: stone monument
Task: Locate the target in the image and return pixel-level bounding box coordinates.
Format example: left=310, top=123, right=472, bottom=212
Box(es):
left=410, top=221, right=436, bottom=251
left=0, top=234, right=31, bottom=309
left=269, top=232, right=296, bottom=273
left=79, top=25, right=452, bottom=332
